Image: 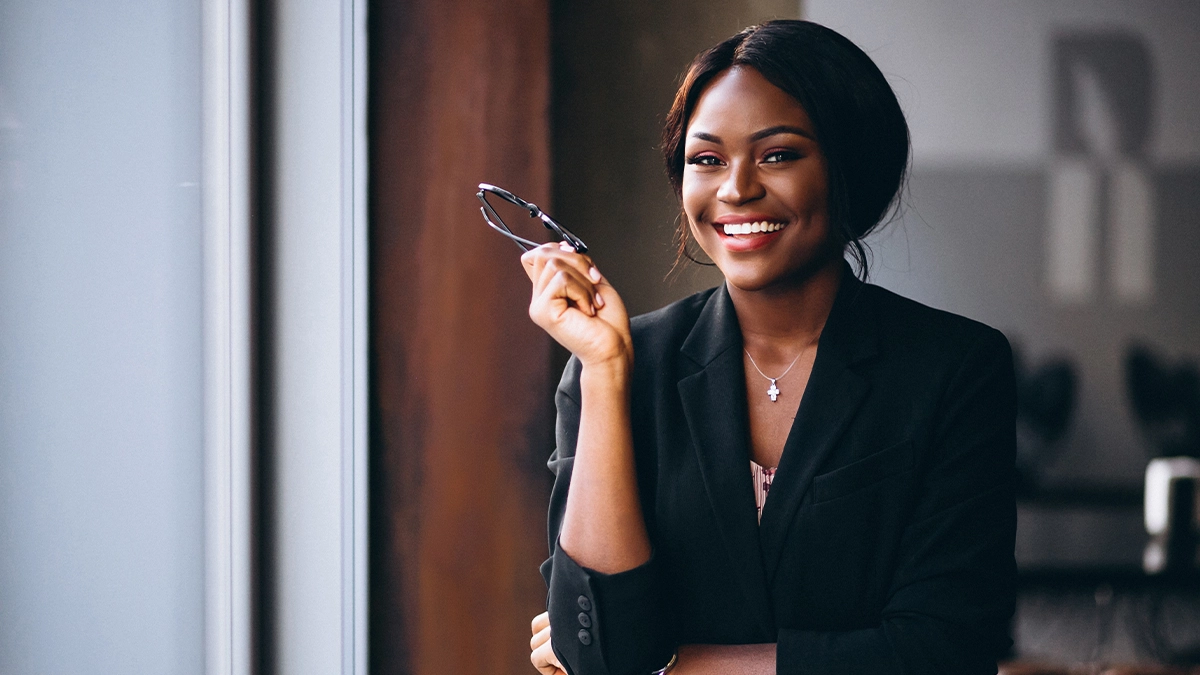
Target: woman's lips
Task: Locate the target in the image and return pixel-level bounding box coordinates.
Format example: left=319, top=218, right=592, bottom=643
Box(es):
left=711, top=220, right=788, bottom=252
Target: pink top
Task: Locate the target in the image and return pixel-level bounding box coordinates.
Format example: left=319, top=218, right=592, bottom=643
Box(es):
left=751, top=461, right=776, bottom=523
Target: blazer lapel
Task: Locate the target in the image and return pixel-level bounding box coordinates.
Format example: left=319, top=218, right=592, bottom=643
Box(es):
left=758, top=272, right=879, bottom=583
left=677, top=286, right=775, bottom=639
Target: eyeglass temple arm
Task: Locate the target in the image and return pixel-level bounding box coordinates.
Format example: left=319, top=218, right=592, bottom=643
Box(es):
left=520, top=199, right=588, bottom=254
left=478, top=203, right=539, bottom=252
left=477, top=184, right=588, bottom=253
left=540, top=213, right=588, bottom=253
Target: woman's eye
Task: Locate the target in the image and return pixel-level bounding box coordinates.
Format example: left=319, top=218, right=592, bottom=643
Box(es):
left=686, top=154, right=722, bottom=167
left=763, top=150, right=801, bottom=164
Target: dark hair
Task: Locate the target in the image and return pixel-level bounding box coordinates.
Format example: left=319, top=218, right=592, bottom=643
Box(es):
left=662, top=20, right=910, bottom=277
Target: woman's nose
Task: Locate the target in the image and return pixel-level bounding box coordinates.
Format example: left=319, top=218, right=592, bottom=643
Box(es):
left=716, top=160, right=764, bottom=205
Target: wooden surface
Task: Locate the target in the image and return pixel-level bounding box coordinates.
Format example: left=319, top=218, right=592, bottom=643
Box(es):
left=369, top=1, right=555, bottom=673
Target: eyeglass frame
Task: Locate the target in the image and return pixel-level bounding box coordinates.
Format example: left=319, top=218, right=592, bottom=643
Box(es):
left=476, top=183, right=588, bottom=254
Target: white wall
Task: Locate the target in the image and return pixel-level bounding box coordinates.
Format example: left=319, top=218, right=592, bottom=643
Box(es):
left=0, top=2, right=205, bottom=674
left=807, top=0, right=1200, bottom=166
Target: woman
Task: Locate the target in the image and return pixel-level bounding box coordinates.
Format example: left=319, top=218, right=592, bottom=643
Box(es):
left=526, top=20, right=1016, bottom=675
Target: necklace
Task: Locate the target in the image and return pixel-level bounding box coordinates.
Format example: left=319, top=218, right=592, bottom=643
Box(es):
left=744, top=348, right=804, bottom=402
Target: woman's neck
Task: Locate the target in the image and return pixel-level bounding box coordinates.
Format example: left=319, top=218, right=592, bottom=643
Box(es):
left=728, top=257, right=843, bottom=360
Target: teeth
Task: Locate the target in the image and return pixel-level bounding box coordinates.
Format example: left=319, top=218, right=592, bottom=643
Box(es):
left=722, top=221, right=786, bottom=236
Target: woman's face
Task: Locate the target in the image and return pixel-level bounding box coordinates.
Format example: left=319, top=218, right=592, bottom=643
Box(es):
left=682, top=66, right=834, bottom=292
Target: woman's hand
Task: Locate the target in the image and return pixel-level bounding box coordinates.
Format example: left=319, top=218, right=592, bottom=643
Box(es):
left=530, top=611, right=566, bottom=675
left=522, top=242, right=632, bottom=371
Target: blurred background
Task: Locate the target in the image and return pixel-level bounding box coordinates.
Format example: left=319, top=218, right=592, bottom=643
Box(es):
left=2, top=0, right=1199, bottom=674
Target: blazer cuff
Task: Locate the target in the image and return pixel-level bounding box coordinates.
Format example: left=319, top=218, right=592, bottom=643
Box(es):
left=546, top=540, right=672, bottom=675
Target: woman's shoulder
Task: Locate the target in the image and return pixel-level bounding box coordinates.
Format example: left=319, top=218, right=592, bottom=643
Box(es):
left=858, top=280, right=1012, bottom=365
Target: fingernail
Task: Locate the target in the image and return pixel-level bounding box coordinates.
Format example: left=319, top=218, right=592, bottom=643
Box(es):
left=595, top=292, right=604, bottom=308
left=589, top=267, right=601, bottom=282
left=559, top=241, right=574, bottom=252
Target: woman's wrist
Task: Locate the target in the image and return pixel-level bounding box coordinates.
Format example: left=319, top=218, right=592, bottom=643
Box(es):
left=672, top=643, right=775, bottom=675
left=578, top=347, right=633, bottom=386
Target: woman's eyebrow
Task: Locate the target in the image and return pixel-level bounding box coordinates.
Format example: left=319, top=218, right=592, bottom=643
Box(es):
left=688, top=125, right=815, bottom=144
left=750, top=125, right=814, bottom=142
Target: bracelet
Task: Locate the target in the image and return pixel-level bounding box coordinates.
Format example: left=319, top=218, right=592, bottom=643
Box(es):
left=650, top=651, right=678, bottom=675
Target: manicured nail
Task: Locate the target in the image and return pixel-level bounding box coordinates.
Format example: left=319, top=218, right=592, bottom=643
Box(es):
left=589, top=267, right=601, bottom=282
left=559, top=241, right=574, bottom=252
left=595, top=293, right=604, bottom=308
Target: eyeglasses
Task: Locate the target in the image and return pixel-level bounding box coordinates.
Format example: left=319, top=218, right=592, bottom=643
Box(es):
left=476, top=183, right=588, bottom=254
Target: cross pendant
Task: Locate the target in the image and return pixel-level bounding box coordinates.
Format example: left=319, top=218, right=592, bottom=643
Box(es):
left=767, top=379, right=780, bottom=402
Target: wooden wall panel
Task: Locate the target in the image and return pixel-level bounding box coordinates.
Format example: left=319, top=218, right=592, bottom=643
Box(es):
left=369, top=1, right=554, bottom=673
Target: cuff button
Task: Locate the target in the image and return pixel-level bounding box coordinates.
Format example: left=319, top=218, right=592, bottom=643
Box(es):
left=577, top=612, right=591, bottom=628
left=577, top=629, right=592, bottom=645
left=577, top=595, right=591, bottom=611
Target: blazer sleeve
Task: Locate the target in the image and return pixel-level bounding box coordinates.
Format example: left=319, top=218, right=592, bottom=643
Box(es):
left=777, top=328, right=1018, bottom=675
left=539, top=356, right=674, bottom=675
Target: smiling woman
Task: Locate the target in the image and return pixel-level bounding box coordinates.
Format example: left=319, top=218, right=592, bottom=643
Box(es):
left=663, top=22, right=910, bottom=279
left=681, top=67, right=833, bottom=292
left=527, top=20, right=1016, bottom=675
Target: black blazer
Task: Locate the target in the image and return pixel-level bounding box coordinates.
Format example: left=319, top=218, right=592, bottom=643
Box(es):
left=541, top=269, right=1017, bottom=675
